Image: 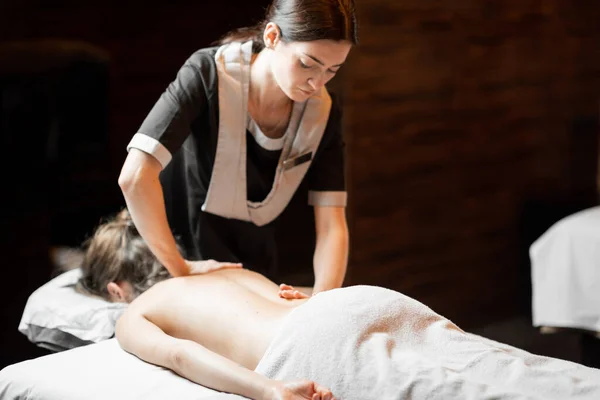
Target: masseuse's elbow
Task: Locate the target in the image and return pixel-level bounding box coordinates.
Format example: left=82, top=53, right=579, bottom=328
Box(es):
left=118, top=162, right=143, bottom=194
left=118, top=172, right=133, bottom=193
left=118, top=159, right=138, bottom=193
left=118, top=149, right=161, bottom=194
left=319, top=224, right=349, bottom=245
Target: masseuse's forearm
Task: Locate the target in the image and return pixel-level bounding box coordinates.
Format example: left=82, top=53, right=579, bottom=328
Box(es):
left=119, top=151, right=189, bottom=276
left=313, top=226, right=349, bottom=294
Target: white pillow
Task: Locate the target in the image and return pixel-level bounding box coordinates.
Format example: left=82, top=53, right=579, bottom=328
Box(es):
left=19, top=268, right=127, bottom=352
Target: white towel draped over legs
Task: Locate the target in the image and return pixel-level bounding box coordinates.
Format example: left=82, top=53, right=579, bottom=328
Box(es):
left=255, top=285, right=600, bottom=400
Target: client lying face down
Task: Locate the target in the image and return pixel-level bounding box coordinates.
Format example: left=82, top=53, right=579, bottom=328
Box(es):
left=79, top=210, right=336, bottom=400
left=80, top=210, right=600, bottom=400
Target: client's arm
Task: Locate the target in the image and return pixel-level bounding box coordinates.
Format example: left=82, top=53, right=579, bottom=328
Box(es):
left=116, top=310, right=268, bottom=398
left=116, top=309, right=334, bottom=400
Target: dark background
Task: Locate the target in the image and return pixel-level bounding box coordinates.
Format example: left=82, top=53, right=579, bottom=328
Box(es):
left=2, top=0, right=600, bottom=369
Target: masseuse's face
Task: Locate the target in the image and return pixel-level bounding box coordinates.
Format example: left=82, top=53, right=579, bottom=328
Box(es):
left=265, top=23, right=352, bottom=102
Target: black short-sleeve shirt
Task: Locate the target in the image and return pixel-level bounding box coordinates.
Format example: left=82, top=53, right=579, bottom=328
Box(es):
left=127, top=46, right=346, bottom=276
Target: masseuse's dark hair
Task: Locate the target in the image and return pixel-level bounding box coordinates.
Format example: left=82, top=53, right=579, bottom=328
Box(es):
left=216, top=0, right=359, bottom=53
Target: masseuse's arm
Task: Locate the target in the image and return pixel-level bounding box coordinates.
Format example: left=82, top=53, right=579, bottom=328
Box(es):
left=118, top=149, right=191, bottom=276
left=119, top=150, right=242, bottom=277
left=312, top=206, right=349, bottom=294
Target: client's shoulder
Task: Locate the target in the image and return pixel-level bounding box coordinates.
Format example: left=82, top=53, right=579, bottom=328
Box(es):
left=126, top=276, right=185, bottom=315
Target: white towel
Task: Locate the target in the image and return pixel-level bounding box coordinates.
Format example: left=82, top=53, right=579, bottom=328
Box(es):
left=530, top=206, right=600, bottom=332
left=255, top=285, right=600, bottom=400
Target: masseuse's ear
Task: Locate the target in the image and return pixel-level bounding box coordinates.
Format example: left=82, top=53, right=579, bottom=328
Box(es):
left=263, top=22, right=281, bottom=49
left=107, top=282, right=127, bottom=303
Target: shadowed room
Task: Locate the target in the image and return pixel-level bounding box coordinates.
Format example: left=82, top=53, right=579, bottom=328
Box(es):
left=2, top=0, right=600, bottom=397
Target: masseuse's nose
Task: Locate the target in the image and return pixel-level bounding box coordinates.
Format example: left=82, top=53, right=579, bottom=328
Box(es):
left=307, top=75, right=325, bottom=91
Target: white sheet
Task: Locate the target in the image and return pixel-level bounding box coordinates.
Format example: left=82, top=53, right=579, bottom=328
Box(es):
left=0, top=339, right=242, bottom=400
left=530, top=206, right=600, bottom=332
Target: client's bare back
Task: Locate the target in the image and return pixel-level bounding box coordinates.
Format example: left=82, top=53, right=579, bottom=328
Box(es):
left=126, top=268, right=307, bottom=369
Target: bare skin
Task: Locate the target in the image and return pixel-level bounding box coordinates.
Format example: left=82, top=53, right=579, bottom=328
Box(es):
left=115, top=269, right=334, bottom=400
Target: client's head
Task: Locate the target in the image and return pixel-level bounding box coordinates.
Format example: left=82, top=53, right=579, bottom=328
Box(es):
left=78, top=209, right=170, bottom=303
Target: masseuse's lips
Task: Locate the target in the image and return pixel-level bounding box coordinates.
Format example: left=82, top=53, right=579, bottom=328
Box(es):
left=299, top=88, right=314, bottom=96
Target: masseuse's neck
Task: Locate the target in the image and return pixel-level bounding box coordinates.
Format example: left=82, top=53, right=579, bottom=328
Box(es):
left=249, top=49, right=291, bottom=112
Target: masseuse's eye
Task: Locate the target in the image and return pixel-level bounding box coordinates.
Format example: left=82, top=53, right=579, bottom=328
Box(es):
left=299, top=60, right=312, bottom=69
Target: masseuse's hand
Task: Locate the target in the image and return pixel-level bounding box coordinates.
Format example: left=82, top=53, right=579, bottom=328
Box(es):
left=278, top=284, right=311, bottom=300
left=267, top=379, right=336, bottom=400
left=185, top=259, right=243, bottom=275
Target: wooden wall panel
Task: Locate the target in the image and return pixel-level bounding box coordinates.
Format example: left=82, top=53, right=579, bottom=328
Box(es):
left=344, top=0, right=600, bottom=327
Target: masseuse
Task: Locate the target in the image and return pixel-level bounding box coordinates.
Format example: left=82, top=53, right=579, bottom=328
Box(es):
left=118, top=0, right=358, bottom=297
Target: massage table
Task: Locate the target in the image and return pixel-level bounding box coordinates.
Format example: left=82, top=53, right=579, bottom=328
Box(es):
left=0, top=338, right=242, bottom=399
left=4, top=285, right=600, bottom=400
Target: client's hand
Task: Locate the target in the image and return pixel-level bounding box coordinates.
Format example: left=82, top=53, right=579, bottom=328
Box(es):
left=279, top=284, right=311, bottom=300
left=267, top=379, right=336, bottom=400
left=185, top=259, right=243, bottom=275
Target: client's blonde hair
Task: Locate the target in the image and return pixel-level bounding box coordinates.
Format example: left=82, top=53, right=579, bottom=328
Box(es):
left=77, top=209, right=170, bottom=301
